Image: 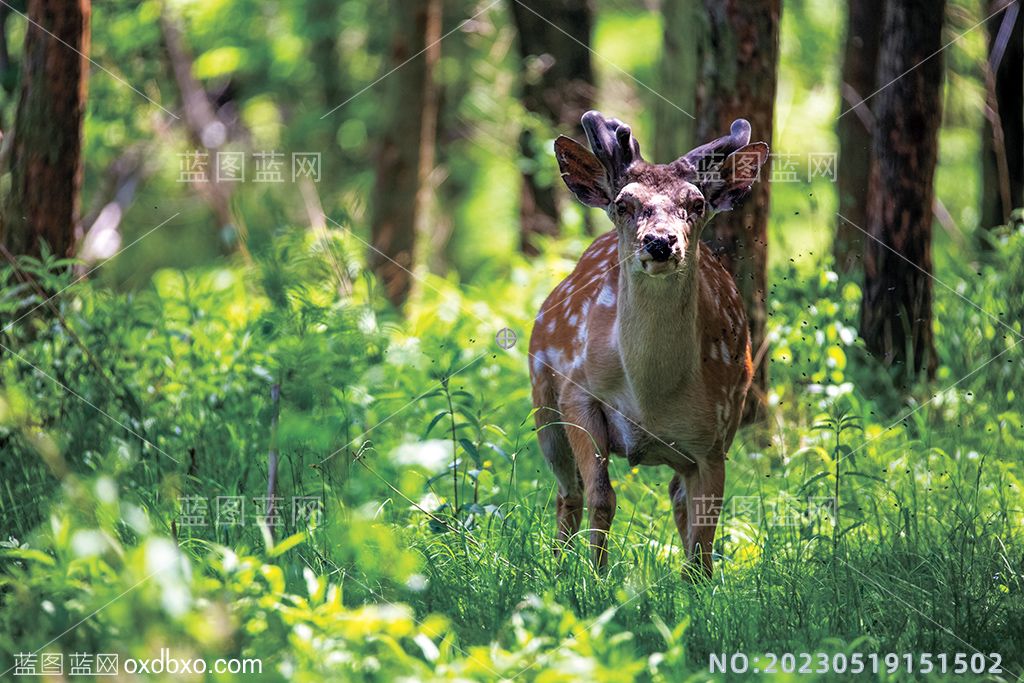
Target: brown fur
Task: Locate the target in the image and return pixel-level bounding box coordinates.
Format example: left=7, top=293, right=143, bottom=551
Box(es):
left=530, top=230, right=752, bottom=576
left=530, top=115, right=764, bottom=577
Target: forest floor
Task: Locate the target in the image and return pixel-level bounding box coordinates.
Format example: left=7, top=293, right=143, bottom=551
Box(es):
left=1, top=225, right=1023, bottom=681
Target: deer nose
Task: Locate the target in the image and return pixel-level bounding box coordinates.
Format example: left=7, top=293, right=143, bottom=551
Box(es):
left=642, top=234, right=676, bottom=262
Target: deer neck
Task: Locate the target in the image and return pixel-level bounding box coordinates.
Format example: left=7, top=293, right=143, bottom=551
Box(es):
left=615, top=237, right=702, bottom=407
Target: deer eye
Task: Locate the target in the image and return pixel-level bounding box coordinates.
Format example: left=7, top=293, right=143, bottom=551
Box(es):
left=690, top=198, right=706, bottom=216
left=614, top=199, right=632, bottom=217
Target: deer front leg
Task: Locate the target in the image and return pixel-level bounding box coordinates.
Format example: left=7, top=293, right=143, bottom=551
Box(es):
left=561, top=396, right=615, bottom=570
left=680, top=459, right=725, bottom=578
left=555, top=487, right=584, bottom=552
left=548, top=428, right=584, bottom=553
left=535, top=410, right=584, bottom=555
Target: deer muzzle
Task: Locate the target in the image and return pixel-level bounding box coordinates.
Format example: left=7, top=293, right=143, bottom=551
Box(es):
left=638, top=233, right=680, bottom=275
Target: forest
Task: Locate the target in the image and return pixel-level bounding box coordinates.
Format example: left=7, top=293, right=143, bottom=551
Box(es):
left=0, top=0, right=1022, bottom=680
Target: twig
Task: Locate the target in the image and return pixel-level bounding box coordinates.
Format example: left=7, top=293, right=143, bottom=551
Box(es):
left=982, top=1, right=1018, bottom=225
left=159, top=7, right=252, bottom=261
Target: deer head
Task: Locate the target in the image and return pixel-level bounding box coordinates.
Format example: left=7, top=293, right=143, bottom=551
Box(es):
left=554, top=111, right=769, bottom=277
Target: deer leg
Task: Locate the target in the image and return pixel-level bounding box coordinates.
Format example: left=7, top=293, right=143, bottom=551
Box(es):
left=669, top=472, right=688, bottom=545
left=535, top=397, right=584, bottom=554
left=561, top=397, right=615, bottom=570
left=555, top=479, right=584, bottom=552
left=682, top=459, right=725, bottom=578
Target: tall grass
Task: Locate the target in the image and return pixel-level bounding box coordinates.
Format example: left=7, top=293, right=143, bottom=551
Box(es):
left=1, top=221, right=1022, bottom=680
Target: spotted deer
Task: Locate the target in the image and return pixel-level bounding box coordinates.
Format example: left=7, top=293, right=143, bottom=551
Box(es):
left=529, top=111, right=768, bottom=577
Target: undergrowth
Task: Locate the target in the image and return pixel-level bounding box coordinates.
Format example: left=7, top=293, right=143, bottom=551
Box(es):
left=1, top=218, right=1023, bottom=681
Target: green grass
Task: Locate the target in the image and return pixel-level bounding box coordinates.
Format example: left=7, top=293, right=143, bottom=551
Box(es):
left=2, top=220, right=1023, bottom=681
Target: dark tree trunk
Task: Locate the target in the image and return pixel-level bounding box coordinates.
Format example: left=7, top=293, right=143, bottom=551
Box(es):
left=0, top=4, right=14, bottom=96
left=1, top=0, right=90, bottom=258
left=509, top=0, right=594, bottom=255
left=861, top=0, right=945, bottom=381
left=835, top=0, right=885, bottom=272
left=307, top=0, right=343, bottom=111
left=304, top=0, right=343, bottom=192
left=695, top=0, right=780, bottom=419
left=981, top=0, right=1023, bottom=232
left=654, top=0, right=699, bottom=162
left=370, top=0, right=441, bottom=307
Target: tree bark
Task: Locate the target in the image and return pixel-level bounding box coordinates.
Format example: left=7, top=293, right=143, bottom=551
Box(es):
left=654, top=0, right=699, bottom=162
left=370, top=0, right=441, bottom=307
left=694, top=0, right=780, bottom=419
left=509, top=0, right=594, bottom=255
left=861, top=0, right=945, bottom=382
left=1, top=0, right=90, bottom=259
left=835, top=0, right=885, bottom=272
left=981, top=0, right=1023, bottom=232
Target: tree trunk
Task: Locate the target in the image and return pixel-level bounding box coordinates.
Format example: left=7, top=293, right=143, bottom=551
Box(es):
left=1, top=0, right=90, bottom=258
left=0, top=4, right=14, bottom=97
left=835, top=0, right=885, bottom=272
left=509, top=0, right=594, bottom=255
left=694, top=0, right=780, bottom=419
left=861, top=0, right=945, bottom=382
left=307, top=0, right=343, bottom=112
left=981, top=0, right=1023, bottom=232
left=370, top=0, right=441, bottom=307
left=653, top=0, right=699, bottom=162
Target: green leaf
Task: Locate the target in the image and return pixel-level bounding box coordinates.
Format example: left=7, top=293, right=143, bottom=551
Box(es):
left=423, top=410, right=450, bottom=439
left=798, top=471, right=831, bottom=494
left=0, top=549, right=56, bottom=566
left=268, top=531, right=307, bottom=557
left=459, top=438, right=480, bottom=465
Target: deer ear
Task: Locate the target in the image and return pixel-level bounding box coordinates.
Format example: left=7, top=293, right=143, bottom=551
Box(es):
left=554, top=135, right=613, bottom=208
left=702, top=142, right=769, bottom=212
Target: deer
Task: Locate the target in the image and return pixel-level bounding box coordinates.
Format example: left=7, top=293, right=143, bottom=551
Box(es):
left=528, top=111, right=768, bottom=578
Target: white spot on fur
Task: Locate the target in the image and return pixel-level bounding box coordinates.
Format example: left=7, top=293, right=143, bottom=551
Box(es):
left=531, top=351, right=545, bottom=375
left=597, top=285, right=615, bottom=307
left=574, top=324, right=587, bottom=347
left=709, top=343, right=719, bottom=361
left=719, top=340, right=730, bottom=365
